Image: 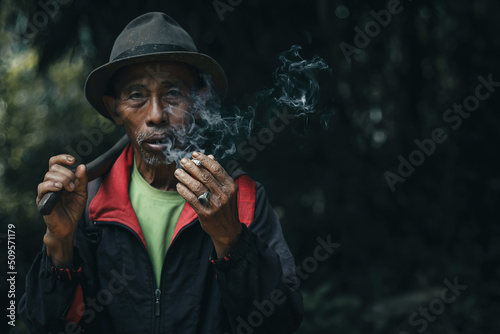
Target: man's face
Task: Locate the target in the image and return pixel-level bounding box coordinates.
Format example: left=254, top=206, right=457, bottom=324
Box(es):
left=104, top=61, right=198, bottom=166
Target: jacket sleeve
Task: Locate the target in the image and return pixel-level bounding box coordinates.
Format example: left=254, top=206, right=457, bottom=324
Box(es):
left=20, top=178, right=105, bottom=334
left=18, top=242, right=85, bottom=334
left=211, top=181, right=303, bottom=333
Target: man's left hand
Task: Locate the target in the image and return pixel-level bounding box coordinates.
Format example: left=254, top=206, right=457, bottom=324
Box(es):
left=174, top=151, right=242, bottom=258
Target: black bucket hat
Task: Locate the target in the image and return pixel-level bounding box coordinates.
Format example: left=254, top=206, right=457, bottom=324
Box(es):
left=85, top=12, right=227, bottom=120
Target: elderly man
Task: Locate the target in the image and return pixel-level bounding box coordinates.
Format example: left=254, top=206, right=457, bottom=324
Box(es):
left=19, top=12, right=302, bottom=334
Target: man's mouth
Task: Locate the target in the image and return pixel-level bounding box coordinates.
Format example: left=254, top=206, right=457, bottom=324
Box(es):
left=140, top=133, right=174, bottom=152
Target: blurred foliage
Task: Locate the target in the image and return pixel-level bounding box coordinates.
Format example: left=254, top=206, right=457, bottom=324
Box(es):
left=1, top=0, right=500, bottom=333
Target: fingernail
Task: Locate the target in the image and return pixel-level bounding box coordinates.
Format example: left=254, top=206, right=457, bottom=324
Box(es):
left=55, top=182, right=62, bottom=189
left=181, top=158, right=188, bottom=164
left=74, top=179, right=80, bottom=187
left=69, top=182, right=75, bottom=190
left=192, top=151, right=200, bottom=158
left=67, top=156, right=74, bottom=162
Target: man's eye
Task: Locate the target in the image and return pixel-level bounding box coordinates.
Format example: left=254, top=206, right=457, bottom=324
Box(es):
left=166, top=90, right=182, bottom=97
left=129, top=92, right=144, bottom=99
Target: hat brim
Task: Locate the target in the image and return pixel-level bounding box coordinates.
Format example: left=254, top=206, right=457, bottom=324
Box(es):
left=85, top=51, right=228, bottom=120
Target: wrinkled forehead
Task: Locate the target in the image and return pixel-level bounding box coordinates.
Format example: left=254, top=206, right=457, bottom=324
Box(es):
left=111, top=61, right=199, bottom=94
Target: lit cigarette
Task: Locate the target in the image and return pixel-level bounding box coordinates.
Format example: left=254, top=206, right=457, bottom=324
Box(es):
left=192, top=159, right=202, bottom=166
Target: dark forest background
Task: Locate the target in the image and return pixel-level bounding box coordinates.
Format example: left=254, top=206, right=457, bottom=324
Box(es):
left=1, top=0, right=499, bottom=333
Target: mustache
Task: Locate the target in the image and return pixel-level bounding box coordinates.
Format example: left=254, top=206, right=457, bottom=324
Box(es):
left=136, top=124, right=196, bottom=147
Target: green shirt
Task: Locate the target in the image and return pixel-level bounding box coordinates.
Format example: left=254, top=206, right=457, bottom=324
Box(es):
left=129, top=160, right=186, bottom=287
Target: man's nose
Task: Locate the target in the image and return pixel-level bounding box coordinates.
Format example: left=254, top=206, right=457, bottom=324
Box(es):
left=145, top=96, right=168, bottom=126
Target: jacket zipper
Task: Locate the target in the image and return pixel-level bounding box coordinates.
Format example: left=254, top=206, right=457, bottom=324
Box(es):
left=155, top=288, right=161, bottom=316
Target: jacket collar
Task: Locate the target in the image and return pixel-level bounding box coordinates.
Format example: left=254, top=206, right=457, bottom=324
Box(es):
left=89, top=143, right=197, bottom=248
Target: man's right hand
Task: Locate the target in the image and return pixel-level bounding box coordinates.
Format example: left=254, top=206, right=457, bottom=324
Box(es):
left=36, top=155, right=88, bottom=267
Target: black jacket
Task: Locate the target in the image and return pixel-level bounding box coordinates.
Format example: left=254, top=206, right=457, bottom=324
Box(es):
left=19, top=145, right=303, bottom=333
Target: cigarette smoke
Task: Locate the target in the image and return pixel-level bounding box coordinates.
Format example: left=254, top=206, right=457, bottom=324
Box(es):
left=268, top=45, right=329, bottom=115
left=159, top=45, right=331, bottom=166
